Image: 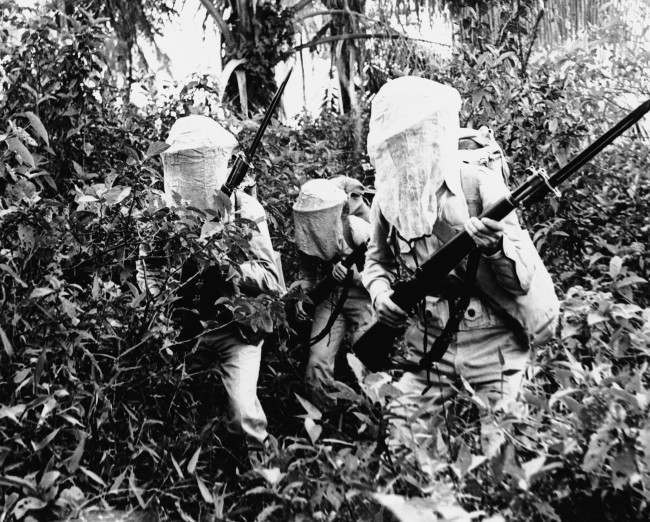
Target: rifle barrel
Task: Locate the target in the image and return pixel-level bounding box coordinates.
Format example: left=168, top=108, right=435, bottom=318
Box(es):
left=246, top=68, right=293, bottom=157
left=221, top=67, right=293, bottom=196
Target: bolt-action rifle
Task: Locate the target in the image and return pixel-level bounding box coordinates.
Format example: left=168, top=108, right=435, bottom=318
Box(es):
left=216, top=68, right=293, bottom=209
left=300, top=242, right=368, bottom=317
left=352, top=100, right=650, bottom=372
left=180, top=68, right=293, bottom=326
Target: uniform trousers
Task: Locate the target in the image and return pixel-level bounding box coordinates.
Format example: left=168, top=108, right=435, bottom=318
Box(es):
left=196, top=329, right=268, bottom=447
left=305, top=285, right=373, bottom=408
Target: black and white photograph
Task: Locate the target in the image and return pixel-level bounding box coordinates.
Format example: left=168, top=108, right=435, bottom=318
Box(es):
left=0, top=0, right=649, bottom=520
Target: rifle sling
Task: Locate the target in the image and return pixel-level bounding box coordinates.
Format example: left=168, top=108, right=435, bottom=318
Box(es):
left=302, top=232, right=363, bottom=348
left=302, top=269, right=353, bottom=348
left=417, top=249, right=480, bottom=369
left=414, top=220, right=530, bottom=371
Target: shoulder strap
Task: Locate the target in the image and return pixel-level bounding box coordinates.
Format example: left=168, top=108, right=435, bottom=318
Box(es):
left=418, top=249, right=481, bottom=370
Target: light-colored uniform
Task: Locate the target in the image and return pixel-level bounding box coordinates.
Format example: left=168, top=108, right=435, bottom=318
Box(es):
left=361, top=77, right=559, bottom=424
left=195, top=190, right=282, bottom=447
left=363, top=164, right=544, bottom=404
left=145, top=115, right=283, bottom=447
left=300, top=215, right=372, bottom=407
left=293, top=179, right=373, bottom=408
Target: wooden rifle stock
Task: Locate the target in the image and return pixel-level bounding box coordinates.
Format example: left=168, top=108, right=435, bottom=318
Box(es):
left=353, top=99, right=650, bottom=372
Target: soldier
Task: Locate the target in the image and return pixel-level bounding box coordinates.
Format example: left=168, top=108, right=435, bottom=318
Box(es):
left=156, top=115, right=284, bottom=455
left=293, top=179, right=373, bottom=408
left=362, top=76, right=559, bottom=412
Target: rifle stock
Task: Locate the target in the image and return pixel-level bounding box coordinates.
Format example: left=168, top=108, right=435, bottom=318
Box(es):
left=353, top=99, right=650, bottom=372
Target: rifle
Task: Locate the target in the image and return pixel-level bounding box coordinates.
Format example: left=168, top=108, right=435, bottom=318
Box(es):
left=180, top=68, right=292, bottom=330
left=301, top=242, right=368, bottom=316
left=292, top=242, right=368, bottom=346
left=353, top=99, right=650, bottom=372
left=216, top=68, right=293, bottom=206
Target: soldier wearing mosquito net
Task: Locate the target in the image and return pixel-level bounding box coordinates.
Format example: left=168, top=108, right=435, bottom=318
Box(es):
left=361, top=77, right=559, bottom=421
left=138, top=115, right=284, bottom=455
left=293, top=178, right=373, bottom=409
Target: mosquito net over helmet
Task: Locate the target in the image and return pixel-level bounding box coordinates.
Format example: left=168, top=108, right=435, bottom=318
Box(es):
left=293, top=178, right=348, bottom=261
left=161, top=115, right=238, bottom=210
left=367, top=76, right=462, bottom=241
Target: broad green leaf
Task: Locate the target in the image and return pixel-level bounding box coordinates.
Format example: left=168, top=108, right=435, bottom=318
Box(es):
left=609, top=255, right=623, bottom=279
left=145, top=141, right=170, bottom=159
left=304, top=418, right=322, bottom=444
left=20, top=111, right=49, bottom=146
left=256, top=467, right=283, bottom=486
left=0, top=325, right=14, bottom=357
left=57, top=486, right=85, bottom=507
left=521, top=456, right=547, bottom=482
left=67, top=432, right=86, bottom=472
left=103, top=185, right=131, bottom=206
left=37, top=397, right=57, bottom=428
left=0, top=264, right=28, bottom=287
left=294, top=393, right=322, bottom=420
left=187, top=446, right=201, bottom=474
left=72, top=160, right=84, bottom=176
left=34, top=427, right=60, bottom=451
left=0, top=404, right=26, bottom=424
left=6, top=137, right=35, bottom=168
left=39, top=470, right=61, bottom=491
left=12, top=497, right=46, bottom=519
left=195, top=474, right=213, bottom=504
left=372, top=494, right=439, bottom=522
left=29, top=287, right=54, bottom=299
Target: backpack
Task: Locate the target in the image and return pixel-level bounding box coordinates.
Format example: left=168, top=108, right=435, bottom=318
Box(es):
left=458, top=126, right=510, bottom=184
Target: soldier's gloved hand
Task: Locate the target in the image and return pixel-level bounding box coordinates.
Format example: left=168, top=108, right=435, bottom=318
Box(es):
left=374, top=290, right=408, bottom=328
left=465, top=217, right=504, bottom=255
left=331, top=261, right=348, bottom=282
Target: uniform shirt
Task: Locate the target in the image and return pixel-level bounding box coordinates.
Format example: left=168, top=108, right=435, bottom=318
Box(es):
left=138, top=190, right=283, bottom=297
left=362, top=165, right=536, bottom=331
left=231, top=190, right=284, bottom=296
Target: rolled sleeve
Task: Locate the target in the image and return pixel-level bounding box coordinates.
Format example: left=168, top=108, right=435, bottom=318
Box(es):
left=236, top=192, right=284, bottom=296
left=478, top=170, right=535, bottom=295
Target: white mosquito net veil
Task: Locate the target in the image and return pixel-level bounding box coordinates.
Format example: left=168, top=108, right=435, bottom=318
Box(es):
left=161, top=115, right=238, bottom=210
left=293, top=178, right=347, bottom=261
left=367, top=77, right=461, bottom=241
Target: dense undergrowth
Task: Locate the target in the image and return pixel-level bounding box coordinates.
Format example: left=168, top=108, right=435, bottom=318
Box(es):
left=1, top=6, right=649, bottom=522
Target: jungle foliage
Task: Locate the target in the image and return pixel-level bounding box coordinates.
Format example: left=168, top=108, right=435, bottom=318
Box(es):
left=0, top=2, right=649, bottom=521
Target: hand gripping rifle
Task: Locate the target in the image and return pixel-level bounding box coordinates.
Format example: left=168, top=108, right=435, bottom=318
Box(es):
left=296, top=242, right=368, bottom=347
left=352, top=100, right=650, bottom=372
left=302, top=242, right=368, bottom=317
